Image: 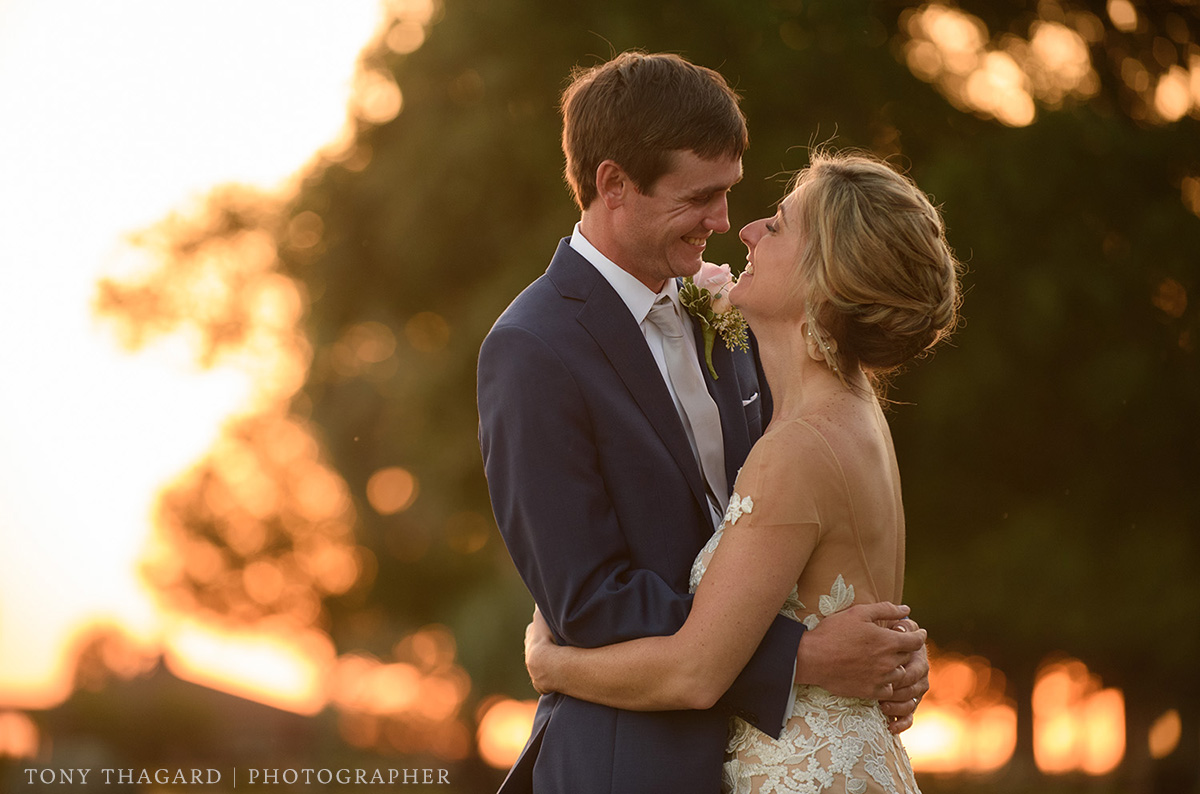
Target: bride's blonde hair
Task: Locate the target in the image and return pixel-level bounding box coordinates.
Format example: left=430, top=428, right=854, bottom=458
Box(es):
left=787, top=149, right=962, bottom=387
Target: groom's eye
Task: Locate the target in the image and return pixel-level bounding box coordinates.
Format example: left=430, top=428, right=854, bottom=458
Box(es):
left=690, top=189, right=728, bottom=205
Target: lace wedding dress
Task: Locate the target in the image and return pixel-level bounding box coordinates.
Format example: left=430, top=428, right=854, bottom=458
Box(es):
left=689, top=413, right=921, bottom=794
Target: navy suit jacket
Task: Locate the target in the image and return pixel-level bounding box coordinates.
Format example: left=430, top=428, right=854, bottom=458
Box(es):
left=477, top=239, right=806, bottom=794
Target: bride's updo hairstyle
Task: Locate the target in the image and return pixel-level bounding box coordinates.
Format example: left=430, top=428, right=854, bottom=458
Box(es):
left=790, top=150, right=962, bottom=385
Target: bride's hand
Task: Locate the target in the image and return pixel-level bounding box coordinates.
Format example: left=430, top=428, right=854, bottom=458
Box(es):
left=878, top=618, right=930, bottom=734
left=796, top=601, right=926, bottom=702
left=524, top=606, right=558, bottom=694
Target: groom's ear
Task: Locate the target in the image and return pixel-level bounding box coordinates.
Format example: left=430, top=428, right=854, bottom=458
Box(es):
left=596, top=160, right=630, bottom=210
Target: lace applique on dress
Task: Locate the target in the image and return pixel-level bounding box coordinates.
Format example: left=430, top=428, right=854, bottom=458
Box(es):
left=690, top=496, right=921, bottom=794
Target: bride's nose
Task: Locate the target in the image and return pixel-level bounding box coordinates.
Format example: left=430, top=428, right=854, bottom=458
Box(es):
left=739, top=218, right=763, bottom=249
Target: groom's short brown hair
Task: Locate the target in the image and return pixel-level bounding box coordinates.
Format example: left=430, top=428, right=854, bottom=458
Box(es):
left=560, top=51, right=748, bottom=210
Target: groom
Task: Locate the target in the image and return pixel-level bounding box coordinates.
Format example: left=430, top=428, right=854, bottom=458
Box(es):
left=477, top=51, right=927, bottom=794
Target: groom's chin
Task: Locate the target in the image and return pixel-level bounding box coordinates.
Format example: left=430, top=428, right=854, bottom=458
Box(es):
left=677, top=258, right=704, bottom=278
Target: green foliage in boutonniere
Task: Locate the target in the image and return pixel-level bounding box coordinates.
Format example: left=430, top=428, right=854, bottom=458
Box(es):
left=679, top=263, right=750, bottom=379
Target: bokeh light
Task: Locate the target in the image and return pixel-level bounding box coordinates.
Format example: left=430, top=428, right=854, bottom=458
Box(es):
left=1149, top=708, right=1182, bottom=760
left=0, top=711, right=40, bottom=760
left=1107, top=0, right=1139, bottom=33
left=329, top=625, right=472, bottom=759
left=476, top=697, right=538, bottom=770
left=906, top=648, right=1017, bottom=774
left=901, top=2, right=1110, bottom=127
left=367, top=466, right=419, bottom=515
left=163, top=618, right=336, bottom=715
left=1032, top=658, right=1125, bottom=775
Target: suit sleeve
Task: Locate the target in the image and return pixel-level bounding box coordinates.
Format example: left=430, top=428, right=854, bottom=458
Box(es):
left=478, top=322, right=802, bottom=735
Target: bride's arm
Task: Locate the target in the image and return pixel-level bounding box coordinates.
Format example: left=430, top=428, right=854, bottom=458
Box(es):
left=525, top=517, right=818, bottom=712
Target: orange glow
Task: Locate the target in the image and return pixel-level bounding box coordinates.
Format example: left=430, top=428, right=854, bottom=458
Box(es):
left=1153, top=278, right=1189, bottom=319
left=288, top=210, right=325, bottom=250
left=445, top=511, right=492, bottom=554
left=404, top=624, right=458, bottom=672
left=163, top=619, right=335, bottom=715
left=365, top=663, right=423, bottom=713
left=1191, top=55, right=1200, bottom=108
left=901, top=3, right=1109, bottom=126
left=1030, top=22, right=1090, bottom=79
left=1149, top=709, right=1182, bottom=759
left=243, top=560, right=287, bottom=606
left=355, top=69, right=404, bottom=125
left=1155, top=65, right=1192, bottom=121
left=0, top=0, right=451, bottom=720
left=906, top=651, right=1017, bottom=774
left=69, top=623, right=160, bottom=692
left=293, top=464, right=354, bottom=522
left=477, top=697, right=538, bottom=770
left=1027, top=21, right=1100, bottom=106
left=966, top=52, right=1036, bottom=127
left=1185, top=177, right=1200, bottom=218
left=305, top=539, right=363, bottom=597
left=0, top=711, right=40, bottom=759
left=1107, top=0, right=1139, bottom=32
left=331, top=321, right=398, bottom=379
left=329, top=626, right=472, bottom=759
left=905, top=706, right=967, bottom=772
left=1081, top=689, right=1124, bottom=775
left=141, top=406, right=367, bottom=633
left=903, top=5, right=1036, bottom=127
left=969, top=704, right=1019, bottom=771
left=386, top=22, right=427, bottom=54
left=405, top=311, right=451, bottom=353
left=366, top=466, right=419, bottom=515
left=1033, top=658, right=1125, bottom=775
left=1122, top=56, right=1152, bottom=93
left=924, top=6, right=986, bottom=73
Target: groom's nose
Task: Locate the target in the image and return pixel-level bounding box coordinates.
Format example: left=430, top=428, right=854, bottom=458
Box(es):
left=704, top=193, right=731, bottom=234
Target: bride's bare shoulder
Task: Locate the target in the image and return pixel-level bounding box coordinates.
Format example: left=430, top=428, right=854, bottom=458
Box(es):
left=766, top=396, right=888, bottom=471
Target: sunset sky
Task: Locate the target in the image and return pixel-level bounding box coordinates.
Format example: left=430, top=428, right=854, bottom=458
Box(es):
left=0, top=0, right=384, bottom=708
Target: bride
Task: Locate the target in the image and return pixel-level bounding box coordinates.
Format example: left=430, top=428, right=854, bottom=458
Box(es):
left=524, top=150, right=962, bottom=794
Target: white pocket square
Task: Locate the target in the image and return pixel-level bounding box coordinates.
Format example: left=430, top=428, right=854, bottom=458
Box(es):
left=741, top=392, right=759, bottom=407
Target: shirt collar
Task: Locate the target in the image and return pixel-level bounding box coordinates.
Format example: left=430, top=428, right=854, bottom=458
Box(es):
left=569, top=223, right=677, bottom=324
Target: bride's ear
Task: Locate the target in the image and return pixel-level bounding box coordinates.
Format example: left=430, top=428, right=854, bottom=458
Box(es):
left=801, top=321, right=836, bottom=365
left=596, top=160, right=630, bottom=209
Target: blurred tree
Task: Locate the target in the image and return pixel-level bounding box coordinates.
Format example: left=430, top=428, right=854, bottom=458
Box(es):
left=95, top=0, right=1198, bottom=787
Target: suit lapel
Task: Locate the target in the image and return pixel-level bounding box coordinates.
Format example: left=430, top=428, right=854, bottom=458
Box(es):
left=548, top=242, right=710, bottom=514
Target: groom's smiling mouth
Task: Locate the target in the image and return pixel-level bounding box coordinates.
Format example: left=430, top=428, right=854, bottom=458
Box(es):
left=683, top=235, right=708, bottom=247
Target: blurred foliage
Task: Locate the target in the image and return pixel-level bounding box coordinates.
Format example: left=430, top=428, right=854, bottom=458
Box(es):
left=86, top=0, right=1198, bottom=789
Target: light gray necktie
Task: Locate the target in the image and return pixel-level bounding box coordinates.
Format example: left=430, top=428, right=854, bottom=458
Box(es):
left=646, top=295, right=729, bottom=521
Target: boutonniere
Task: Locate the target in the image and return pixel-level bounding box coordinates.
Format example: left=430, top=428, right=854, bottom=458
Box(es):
left=679, top=262, right=750, bottom=379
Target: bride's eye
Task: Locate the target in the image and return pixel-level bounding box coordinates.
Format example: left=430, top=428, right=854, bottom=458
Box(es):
left=765, top=217, right=779, bottom=233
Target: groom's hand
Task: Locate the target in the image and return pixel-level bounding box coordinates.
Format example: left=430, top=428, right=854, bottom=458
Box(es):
left=795, top=602, right=925, bottom=701
left=878, top=618, right=930, bottom=734
left=524, top=606, right=558, bottom=695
